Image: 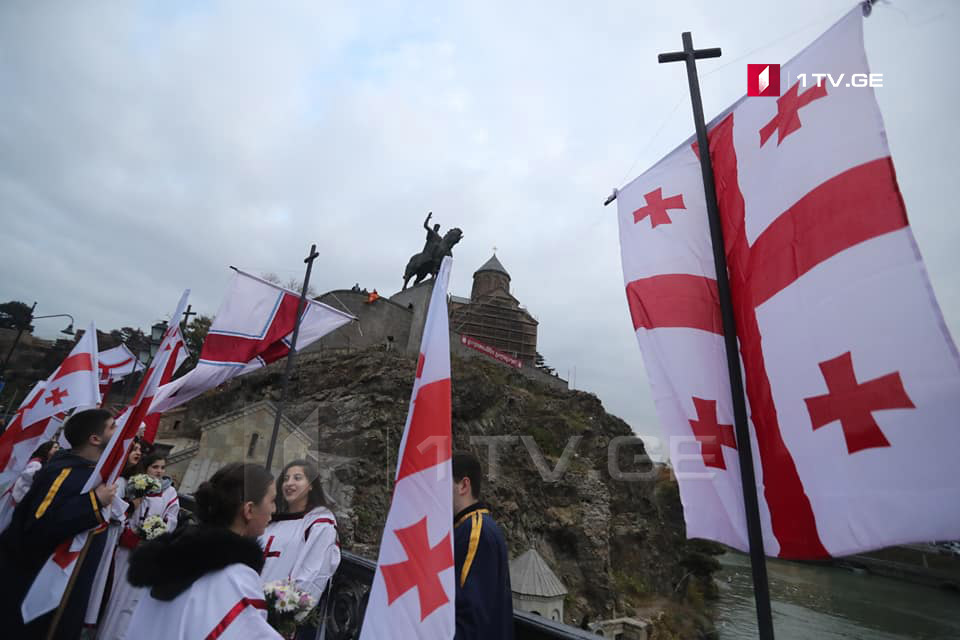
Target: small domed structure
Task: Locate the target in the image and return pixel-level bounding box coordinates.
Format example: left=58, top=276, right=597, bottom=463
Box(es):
left=509, top=548, right=568, bottom=623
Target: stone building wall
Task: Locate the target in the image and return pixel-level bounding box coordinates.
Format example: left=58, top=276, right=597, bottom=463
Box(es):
left=164, top=401, right=315, bottom=493
left=306, top=290, right=413, bottom=354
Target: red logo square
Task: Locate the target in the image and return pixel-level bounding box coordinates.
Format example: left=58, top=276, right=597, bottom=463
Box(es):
left=747, top=64, right=780, bottom=97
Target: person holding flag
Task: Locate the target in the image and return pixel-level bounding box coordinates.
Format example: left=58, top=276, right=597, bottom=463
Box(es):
left=0, top=409, right=118, bottom=639
left=0, top=322, right=101, bottom=491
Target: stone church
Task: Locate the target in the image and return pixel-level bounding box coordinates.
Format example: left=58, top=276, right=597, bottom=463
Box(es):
left=448, top=254, right=539, bottom=365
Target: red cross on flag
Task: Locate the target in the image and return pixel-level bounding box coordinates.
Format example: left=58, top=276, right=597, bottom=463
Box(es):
left=360, top=257, right=454, bottom=640
left=616, top=7, right=960, bottom=559
left=0, top=324, right=99, bottom=488
left=97, top=343, right=144, bottom=383
left=97, top=343, right=145, bottom=398
left=149, top=269, right=356, bottom=415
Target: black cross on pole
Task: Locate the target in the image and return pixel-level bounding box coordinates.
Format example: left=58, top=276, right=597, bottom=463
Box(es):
left=659, top=33, right=775, bottom=640
left=265, top=244, right=321, bottom=471
left=180, top=304, right=197, bottom=332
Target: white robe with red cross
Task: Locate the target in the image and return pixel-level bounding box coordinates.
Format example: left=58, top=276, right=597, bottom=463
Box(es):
left=128, top=563, right=281, bottom=640
left=96, top=483, right=180, bottom=638
left=259, top=506, right=340, bottom=604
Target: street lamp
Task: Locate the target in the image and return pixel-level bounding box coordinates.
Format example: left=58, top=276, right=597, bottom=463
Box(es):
left=0, top=304, right=76, bottom=381
left=150, top=321, right=167, bottom=359
left=34, top=314, right=75, bottom=336
left=139, top=321, right=168, bottom=364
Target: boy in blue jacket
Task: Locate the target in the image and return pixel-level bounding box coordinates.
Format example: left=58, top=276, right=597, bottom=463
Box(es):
left=0, top=409, right=117, bottom=639
left=452, top=451, right=514, bottom=640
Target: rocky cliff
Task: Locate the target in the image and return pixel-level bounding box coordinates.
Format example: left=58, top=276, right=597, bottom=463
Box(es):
left=178, top=347, right=721, bottom=638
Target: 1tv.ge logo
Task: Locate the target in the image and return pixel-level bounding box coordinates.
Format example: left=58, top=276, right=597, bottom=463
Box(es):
left=748, top=63, right=883, bottom=96
left=748, top=64, right=781, bottom=97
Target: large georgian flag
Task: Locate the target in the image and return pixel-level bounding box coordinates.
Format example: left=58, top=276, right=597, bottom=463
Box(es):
left=0, top=324, right=99, bottom=488
left=149, top=269, right=355, bottom=414
left=617, top=7, right=960, bottom=559
left=360, top=257, right=455, bottom=640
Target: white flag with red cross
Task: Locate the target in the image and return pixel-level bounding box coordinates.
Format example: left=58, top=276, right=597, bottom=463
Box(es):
left=97, top=343, right=145, bottom=399
left=116, top=290, right=193, bottom=444
left=617, top=7, right=960, bottom=559
left=360, top=257, right=455, bottom=640
left=0, top=325, right=99, bottom=489
left=149, top=269, right=355, bottom=415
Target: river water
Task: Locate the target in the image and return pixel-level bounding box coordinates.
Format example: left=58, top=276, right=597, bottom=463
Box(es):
left=714, top=552, right=960, bottom=639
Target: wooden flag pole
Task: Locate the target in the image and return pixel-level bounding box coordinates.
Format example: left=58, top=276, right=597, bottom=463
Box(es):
left=658, top=32, right=775, bottom=639
left=44, top=533, right=94, bottom=640
left=264, top=244, right=320, bottom=471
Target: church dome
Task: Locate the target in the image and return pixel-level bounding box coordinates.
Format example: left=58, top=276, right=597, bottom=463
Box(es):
left=472, top=253, right=511, bottom=300
left=475, top=253, right=511, bottom=280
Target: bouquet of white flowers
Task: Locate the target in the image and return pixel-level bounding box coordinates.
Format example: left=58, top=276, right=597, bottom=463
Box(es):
left=264, top=579, right=317, bottom=639
left=139, top=515, right=168, bottom=540
left=126, top=474, right=161, bottom=500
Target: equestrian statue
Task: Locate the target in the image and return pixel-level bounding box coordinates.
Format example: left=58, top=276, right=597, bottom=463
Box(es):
left=402, top=212, right=463, bottom=290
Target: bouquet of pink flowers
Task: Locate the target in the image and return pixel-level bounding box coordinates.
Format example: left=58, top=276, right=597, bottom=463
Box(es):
left=263, top=579, right=317, bottom=638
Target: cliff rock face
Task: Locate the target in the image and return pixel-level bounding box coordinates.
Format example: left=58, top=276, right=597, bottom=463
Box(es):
left=181, top=347, right=720, bottom=635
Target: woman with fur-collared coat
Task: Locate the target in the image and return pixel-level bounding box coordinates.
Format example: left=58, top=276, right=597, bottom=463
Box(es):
left=126, top=463, right=281, bottom=640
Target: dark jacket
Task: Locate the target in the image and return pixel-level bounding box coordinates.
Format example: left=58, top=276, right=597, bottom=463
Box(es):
left=0, top=450, right=109, bottom=640
left=128, top=525, right=264, bottom=600
left=454, top=502, right=515, bottom=640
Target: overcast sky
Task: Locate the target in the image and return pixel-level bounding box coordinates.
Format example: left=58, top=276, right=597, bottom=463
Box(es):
left=2, top=0, right=957, bottom=461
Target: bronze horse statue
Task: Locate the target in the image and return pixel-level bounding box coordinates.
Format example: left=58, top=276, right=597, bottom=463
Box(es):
left=402, top=227, right=463, bottom=290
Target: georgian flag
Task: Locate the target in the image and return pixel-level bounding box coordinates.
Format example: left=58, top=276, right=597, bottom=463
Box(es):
left=149, top=269, right=355, bottom=414
left=97, top=343, right=145, bottom=399
left=360, top=257, right=455, bottom=640
left=616, top=7, right=960, bottom=559
left=109, top=289, right=193, bottom=444
left=0, top=325, right=99, bottom=489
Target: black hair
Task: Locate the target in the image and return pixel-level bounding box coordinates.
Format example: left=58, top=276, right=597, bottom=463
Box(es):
left=121, top=437, right=143, bottom=479
left=452, top=452, right=482, bottom=500
left=194, top=463, right=273, bottom=528
left=276, top=459, right=328, bottom=513
left=64, top=409, right=113, bottom=448
left=138, top=450, right=168, bottom=474
left=29, top=441, right=57, bottom=463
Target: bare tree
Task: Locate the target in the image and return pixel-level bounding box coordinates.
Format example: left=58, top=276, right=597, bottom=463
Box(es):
left=260, top=272, right=317, bottom=298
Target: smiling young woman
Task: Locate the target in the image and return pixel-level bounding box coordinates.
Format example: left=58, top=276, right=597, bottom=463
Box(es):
left=258, top=459, right=341, bottom=637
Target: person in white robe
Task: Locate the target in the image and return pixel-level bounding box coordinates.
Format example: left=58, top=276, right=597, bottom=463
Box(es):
left=127, top=462, right=281, bottom=640
left=84, top=439, right=142, bottom=629
left=97, top=448, right=179, bottom=639
left=260, top=459, right=340, bottom=640
left=0, top=440, right=58, bottom=533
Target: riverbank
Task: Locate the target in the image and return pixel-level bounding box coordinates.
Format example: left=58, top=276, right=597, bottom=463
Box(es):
left=835, top=545, right=960, bottom=591
left=713, top=552, right=960, bottom=639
